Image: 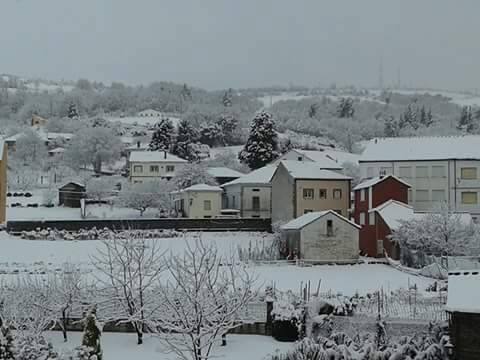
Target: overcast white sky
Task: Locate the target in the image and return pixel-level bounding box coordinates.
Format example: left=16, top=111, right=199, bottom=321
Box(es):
left=1, top=0, right=479, bottom=90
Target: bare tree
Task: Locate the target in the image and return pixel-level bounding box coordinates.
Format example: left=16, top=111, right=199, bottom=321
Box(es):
left=117, top=180, right=172, bottom=216
left=86, top=177, right=115, bottom=203
left=90, top=234, right=166, bottom=345
left=154, top=239, right=257, bottom=360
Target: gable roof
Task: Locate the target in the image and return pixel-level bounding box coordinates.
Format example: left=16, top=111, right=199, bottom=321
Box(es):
left=207, top=167, right=244, bottom=179
left=369, top=200, right=417, bottom=230
left=281, top=210, right=361, bottom=230
left=183, top=183, right=223, bottom=192
left=353, top=175, right=411, bottom=191
left=59, top=181, right=86, bottom=190
left=279, top=161, right=352, bottom=180
left=285, top=149, right=343, bottom=169
left=221, top=164, right=277, bottom=187
left=446, top=271, right=480, bottom=313
left=360, top=135, right=480, bottom=162
left=297, top=149, right=361, bottom=166
left=129, top=151, right=188, bottom=163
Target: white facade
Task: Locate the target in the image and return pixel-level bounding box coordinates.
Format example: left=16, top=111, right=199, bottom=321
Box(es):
left=129, top=151, right=187, bottom=182
left=360, top=158, right=480, bottom=218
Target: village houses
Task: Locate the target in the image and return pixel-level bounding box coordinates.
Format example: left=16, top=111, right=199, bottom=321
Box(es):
left=128, top=151, right=187, bottom=183
left=172, top=183, right=223, bottom=219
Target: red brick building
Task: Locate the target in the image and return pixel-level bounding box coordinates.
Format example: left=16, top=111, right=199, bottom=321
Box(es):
left=353, top=175, right=411, bottom=258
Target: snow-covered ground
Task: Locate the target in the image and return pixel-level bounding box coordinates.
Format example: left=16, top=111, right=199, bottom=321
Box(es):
left=258, top=92, right=384, bottom=108
left=0, top=232, right=436, bottom=295
left=47, top=332, right=291, bottom=360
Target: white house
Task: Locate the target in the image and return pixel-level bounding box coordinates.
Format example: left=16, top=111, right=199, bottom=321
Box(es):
left=172, top=184, right=223, bottom=219
left=138, top=109, right=162, bottom=117
left=128, top=151, right=187, bottom=183
left=359, top=135, right=480, bottom=219
left=221, top=164, right=277, bottom=218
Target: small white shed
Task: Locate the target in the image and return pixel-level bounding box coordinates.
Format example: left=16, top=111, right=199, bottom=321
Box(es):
left=281, top=210, right=360, bottom=262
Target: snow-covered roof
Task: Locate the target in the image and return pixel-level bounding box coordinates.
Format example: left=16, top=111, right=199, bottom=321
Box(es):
left=281, top=210, right=361, bottom=230
left=280, top=161, right=352, bottom=180
left=221, top=165, right=277, bottom=187
left=5, top=130, right=73, bottom=142
left=353, top=175, right=411, bottom=191
left=284, top=149, right=343, bottom=169
left=369, top=200, right=417, bottom=230
left=361, top=136, right=480, bottom=162
left=183, top=184, right=223, bottom=192
left=446, top=271, right=480, bottom=313
left=129, top=151, right=188, bottom=163
left=297, top=149, right=360, bottom=166
left=207, top=167, right=244, bottom=179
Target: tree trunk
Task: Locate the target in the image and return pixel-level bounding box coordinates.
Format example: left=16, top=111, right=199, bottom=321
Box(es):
left=62, top=309, right=68, bottom=342
left=136, top=327, right=143, bottom=345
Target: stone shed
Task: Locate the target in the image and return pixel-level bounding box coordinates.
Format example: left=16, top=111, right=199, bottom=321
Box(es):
left=281, top=210, right=360, bottom=262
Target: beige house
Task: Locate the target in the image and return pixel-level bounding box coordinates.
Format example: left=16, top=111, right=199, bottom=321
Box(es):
left=0, top=141, right=6, bottom=224
left=173, top=184, right=222, bottom=218
left=129, top=151, right=187, bottom=183
left=221, top=165, right=277, bottom=218
left=281, top=210, right=360, bottom=262
left=271, top=161, right=352, bottom=224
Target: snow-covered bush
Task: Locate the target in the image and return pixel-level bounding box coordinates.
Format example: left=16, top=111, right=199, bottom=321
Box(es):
left=19, top=228, right=181, bottom=241
left=14, top=334, right=59, bottom=360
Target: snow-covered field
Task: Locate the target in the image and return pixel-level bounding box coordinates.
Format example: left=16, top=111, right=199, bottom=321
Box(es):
left=0, top=232, right=436, bottom=296
left=258, top=92, right=384, bottom=108
left=47, top=332, right=291, bottom=360
left=372, top=88, right=480, bottom=107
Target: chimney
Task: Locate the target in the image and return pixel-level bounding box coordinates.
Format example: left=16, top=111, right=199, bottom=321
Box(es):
left=137, top=141, right=140, bottom=149
left=164, top=150, right=167, bottom=159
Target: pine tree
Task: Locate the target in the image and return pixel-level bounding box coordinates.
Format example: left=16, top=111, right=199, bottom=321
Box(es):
left=426, top=108, right=434, bottom=127
left=403, top=103, right=419, bottom=129
left=384, top=115, right=398, bottom=137
left=68, top=102, right=79, bottom=119
left=419, top=106, right=427, bottom=126
left=148, top=118, right=174, bottom=151
left=199, top=123, right=223, bottom=147
left=308, top=103, right=319, bottom=118
left=336, top=97, right=354, bottom=118
left=238, top=111, right=279, bottom=170
left=216, top=114, right=238, bottom=145
left=222, top=88, right=233, bottom=107
left=457, top=106, right=476, bottom=133
left=80, top=307, right=102, bottom=360
left=172, top=119, right=198, bottom=161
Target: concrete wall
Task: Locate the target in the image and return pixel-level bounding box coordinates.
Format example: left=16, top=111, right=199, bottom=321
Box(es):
left=129, top=161, right=186, bottom=182
left=271, top=165, right=295, bottom=223
left=181, top=190, right=222, bottom=219
left=295, top=179, right=350, bottom=218
left=300, top=212, right=359, bottom=261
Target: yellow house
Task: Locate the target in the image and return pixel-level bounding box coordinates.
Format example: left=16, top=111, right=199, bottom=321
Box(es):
left=31, top=114, right=48, bottom=127
left=173, top=184, right=222, bottom=219
left=271, top=160, right=352, bottom=224
left=129, top=151, right=188, bottom=183
left=0, top=141, right=7, bottom=224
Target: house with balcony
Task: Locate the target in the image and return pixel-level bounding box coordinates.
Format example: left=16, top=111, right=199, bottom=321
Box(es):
left=172, top=184, right=222, bottom=218
left=359, top=136, right=480, bottom=220
left=128, top=151, right=187, bottom=183
left=221, top=164, right=277, bottom=218
left=271, top=160, right=352, bottom=224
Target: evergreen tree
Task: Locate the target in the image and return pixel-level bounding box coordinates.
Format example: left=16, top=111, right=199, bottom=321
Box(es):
left=384, top=115, right=398, bottom=137
left=172, top=119, right=198, bottom=161
left=216, top=114, right=238, bottom=145
left=180, top=83, right=192, bottom=101
left=68, top=102, right=79, bottom=119
left=81, top=307, right=102, bottom=360
left=419, top=106, right=427, bottom=126
left=308, top=103, right=319, bottom=118
left=403, top=103, right=419, bottom=129
left=199, top=123, right=223, bottom=147
left=457, top=106, right=476, bottom=133
left=336, top=97, right=354, bottom=118
left=222, top=88, right=233, bottom=107
left=238, top=111, right=279, bottom=170
left=148, top=118, right=174, bottom=151
left=426, top=107, right=434, bottom=127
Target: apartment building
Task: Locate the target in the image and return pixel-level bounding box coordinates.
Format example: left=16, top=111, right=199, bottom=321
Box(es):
left=360, top=136, right=480, bottom=219
left=271, top=160, right=351, bottom=223
left=128, top=151, right=187, bottom=182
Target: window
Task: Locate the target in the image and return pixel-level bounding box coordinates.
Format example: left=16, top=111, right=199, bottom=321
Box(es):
left=359, top=212, right=366, bottom=225
left=252, top=196, right=260, bottom=211
left=326, top=220, right=333, bottom=237
left=204, top=215, right=212, bottom=219
left=150, top=165, right=159, bottom=173
left=377, top=240, right=384, bottom=256
left=360, top=189, right=366, bottom=201
left=203, top=200, right=212, bottom=211
left=431, top=166, right=445, bottom=178
left=303, top=188, right=314, bottom=200
left=304, top=209, right=313, bottom=214
left=133, top=165, right=143, bottom=173
left=416, top=166, right=429, bottom=178
left=432, top=190, right=446, bottom=202
left=166, top=165, right=175, bottom=172
left=297, top=156, right=303, bottom=161
left=461, top=167, right=477, bottom=180
left=399, top=166, right=412, bottom=178
left=232, top=196, right=236, bottom=208
left=367, top=167, right=374, bottom=178
left=369, top=212, right=375, bottom=225
left=319, top=189, right=327, bottom=199
left=462, top=192, right=478, bottom=204
left=189, top=198, right=193, bottom=206
left=416, top=190, right=429, bottom=202
left=380, top=167, right=392, bottom=176
left=252, top=188, right=260, bottom=192
left=333, top=189, right=342, bottom=199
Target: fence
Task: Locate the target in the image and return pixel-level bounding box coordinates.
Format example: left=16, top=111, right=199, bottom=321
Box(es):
left=6, top=218, right=272, bottom=233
